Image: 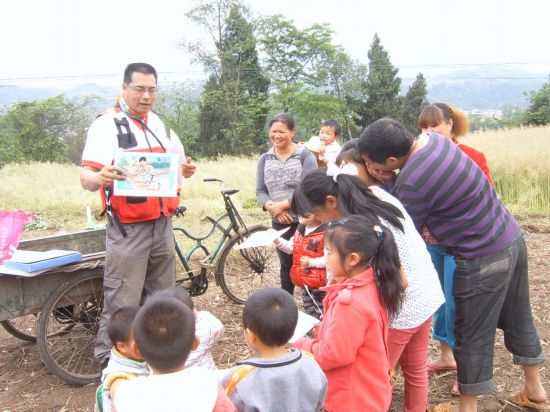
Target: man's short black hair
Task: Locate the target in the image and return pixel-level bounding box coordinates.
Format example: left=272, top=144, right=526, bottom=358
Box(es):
left=242, top=288, right=298, bottom=347
left=107, top=306, right=139, bottom=345
left=321, top=119, right=341, bottom=136
left=133, top=296, right=195, bottom=371
left=153, top=286, right=194, bottom=311
left=357, top=118, right=414, bottom=163
left=123, top=63, right=158, bottom=84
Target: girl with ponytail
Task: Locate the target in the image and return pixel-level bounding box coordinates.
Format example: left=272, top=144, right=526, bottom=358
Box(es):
left=294, top=167, right=444, bottom=412
left=294, top=215, right=404, bottom=411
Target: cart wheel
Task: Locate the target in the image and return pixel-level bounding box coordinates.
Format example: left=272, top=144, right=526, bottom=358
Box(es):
left=1, top=315, right=38, bottom=342
left=215, top=224, right=281, bottom=304
left=36, top=269, right=103, bottom=386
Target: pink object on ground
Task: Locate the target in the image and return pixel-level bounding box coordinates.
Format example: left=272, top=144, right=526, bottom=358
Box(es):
left=0, top=210, right=34, bottom=264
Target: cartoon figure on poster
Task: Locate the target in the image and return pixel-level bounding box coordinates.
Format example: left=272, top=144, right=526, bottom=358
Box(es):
left=114, top=152, right=178, bottom=197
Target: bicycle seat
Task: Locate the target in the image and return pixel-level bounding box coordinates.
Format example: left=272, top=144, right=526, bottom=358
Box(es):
left=222, top=189, right=239, bottom=196
left=174, top=205, right=187, bottom=217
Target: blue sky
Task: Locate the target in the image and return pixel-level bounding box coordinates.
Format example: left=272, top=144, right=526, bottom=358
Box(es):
left=1, top=0, right=549, bottom=88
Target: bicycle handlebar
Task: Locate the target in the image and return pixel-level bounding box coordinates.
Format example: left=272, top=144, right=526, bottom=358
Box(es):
left=204, top=177, right=227, bottom=192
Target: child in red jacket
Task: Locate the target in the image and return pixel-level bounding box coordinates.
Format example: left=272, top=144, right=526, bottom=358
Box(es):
left=273, top=212, right=327, bottom=319
left=294, top=215, right=405, bottom=412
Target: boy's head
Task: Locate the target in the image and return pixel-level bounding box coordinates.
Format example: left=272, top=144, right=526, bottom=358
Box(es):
left=153, top=286, right=194, bottom=312
left=242, top=288, right=298, bottom=349
left=133, top=296, right=197, bottom=372
left=319, top=119, right=341, bottom=145
left=108, top=306, right=142, bottom=361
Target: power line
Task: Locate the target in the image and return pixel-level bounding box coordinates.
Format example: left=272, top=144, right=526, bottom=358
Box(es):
left=1, top=61, right=549, bottom=83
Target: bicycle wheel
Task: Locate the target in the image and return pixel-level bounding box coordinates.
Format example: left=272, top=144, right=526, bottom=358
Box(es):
left=215, top=224, right=281, bottom=304
left=1, top=315, right=38, bottom=342
left=36, top=268, right=103, bottom=386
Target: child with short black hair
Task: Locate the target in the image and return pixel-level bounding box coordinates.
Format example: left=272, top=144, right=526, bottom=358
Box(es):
left=113, top=296, right=235, bottom=412
left=318, top=119, right=342, bottom=165
left=155, top=286, right=224, bottom=369
left=98, top=306, right=149, bottom=412
left=222, top=288, right=327, bottom=412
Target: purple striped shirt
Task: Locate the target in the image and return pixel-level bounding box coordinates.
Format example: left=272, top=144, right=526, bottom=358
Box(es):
left=392, top=133, right=518, bottom=258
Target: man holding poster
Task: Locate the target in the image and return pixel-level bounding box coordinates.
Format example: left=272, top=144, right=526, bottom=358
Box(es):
left=80, top=62, right=196, bottom=368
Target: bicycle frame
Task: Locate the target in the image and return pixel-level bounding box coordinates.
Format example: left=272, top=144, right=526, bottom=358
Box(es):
left=172, top=178, right=250, bottom=280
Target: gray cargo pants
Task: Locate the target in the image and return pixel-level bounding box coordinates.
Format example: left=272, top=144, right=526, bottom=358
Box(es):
left=94, top=215, right=175, bottom=364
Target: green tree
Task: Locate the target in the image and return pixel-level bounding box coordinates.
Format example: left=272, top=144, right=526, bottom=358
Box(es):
left=523, top=82, right=550, bottom=126
left=183, top=0, right=270, bottom=157
left=154, top=84, right=201, bottom=152
left=326, top=47, right=368, bottom=138
left=0, top=95, right=91, bottom=166
left=0, top=112, right=24, bottom=166
left=258, top=15, right=335, bottom=112
left=353, top=34, right=401, bottom=129
left=401, top=73, right=429, bottom=134
left=291, top=92, right=345, bottom=138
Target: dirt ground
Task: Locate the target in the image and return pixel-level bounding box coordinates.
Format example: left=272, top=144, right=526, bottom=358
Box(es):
left=0, top=227, right=548, bottom=411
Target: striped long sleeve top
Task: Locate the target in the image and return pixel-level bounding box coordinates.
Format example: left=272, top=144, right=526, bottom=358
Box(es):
left=391, top=133, right=518, bottom=259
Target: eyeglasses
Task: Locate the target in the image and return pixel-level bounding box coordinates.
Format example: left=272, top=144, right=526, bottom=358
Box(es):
left=127, top=85, right=158, bottom=95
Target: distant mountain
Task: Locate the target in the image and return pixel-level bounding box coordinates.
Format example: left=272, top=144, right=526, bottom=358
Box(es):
left=0, top=85, right=58, bottom=106
left=0, top=83, right=119, bottom=108
left=2, top=67, right=548, bottom=112
left=403, top=67, right=547, bottom=110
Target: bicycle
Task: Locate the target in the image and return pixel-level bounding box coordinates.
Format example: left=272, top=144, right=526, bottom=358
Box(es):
left=172, top=177, right=280, bottom=304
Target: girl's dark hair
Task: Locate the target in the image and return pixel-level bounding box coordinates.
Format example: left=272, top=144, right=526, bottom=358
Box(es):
left=335, top=138, right=363, bottom=165
left=269, top=113, right=296, bottom=130
left=294, top=168, right=404, bottom=232
left=326, top=215, right=404, bottom=317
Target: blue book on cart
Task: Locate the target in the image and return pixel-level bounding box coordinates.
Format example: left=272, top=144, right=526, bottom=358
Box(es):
left=3, top=250, right=82, bottom=272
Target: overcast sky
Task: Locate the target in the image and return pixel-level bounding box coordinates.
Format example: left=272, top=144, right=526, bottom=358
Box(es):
left=1, top=0, right=549, bottom=88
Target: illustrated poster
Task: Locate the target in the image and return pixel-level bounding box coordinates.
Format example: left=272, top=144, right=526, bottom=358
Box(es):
left=113, top=152, right=178, bottom=197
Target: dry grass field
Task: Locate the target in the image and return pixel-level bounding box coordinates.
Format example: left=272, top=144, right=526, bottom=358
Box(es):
left=1, top=126, right=549, bottom=233
left=465, top=125, right=550, bottom=213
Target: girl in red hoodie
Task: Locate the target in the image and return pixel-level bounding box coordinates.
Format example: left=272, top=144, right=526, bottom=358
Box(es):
left=294, top=215, right=405, bottom=412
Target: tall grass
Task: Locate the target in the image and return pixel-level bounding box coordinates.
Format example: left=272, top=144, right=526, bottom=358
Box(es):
left=1, top=126, right=548, bottom=236
left=0, top=163, right=101, bottom=231
left=0, top=157, right=267, bottom=237
left=464, top=125, right=550, bottom=214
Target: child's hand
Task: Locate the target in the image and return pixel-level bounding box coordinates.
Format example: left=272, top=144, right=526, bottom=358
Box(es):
left=300, top=256, right=310, bottom=268
left=310, top=323, right=320, bottom=338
